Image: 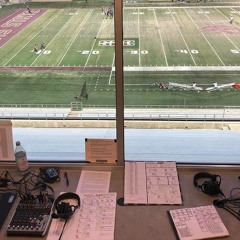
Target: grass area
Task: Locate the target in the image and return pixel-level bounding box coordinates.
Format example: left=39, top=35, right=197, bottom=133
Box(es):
left=0, top=70, right=239, bottom=107
left=0, top=71, right=114, bottom=104
left=117, top=71, right=240, bottom=106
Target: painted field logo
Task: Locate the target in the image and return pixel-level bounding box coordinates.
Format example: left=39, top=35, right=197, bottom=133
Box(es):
left=98, top=40, right=135, bottom=46
left=201, top=24, right=240, bottom=34
left=123, top=40, right=135, bottom=46
left=98, top=40, right=114, bottom=46
left=0, top=9, right=46, bottom=47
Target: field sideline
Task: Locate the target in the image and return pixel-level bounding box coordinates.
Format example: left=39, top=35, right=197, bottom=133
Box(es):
left=0, top=5, right=240, bottom=107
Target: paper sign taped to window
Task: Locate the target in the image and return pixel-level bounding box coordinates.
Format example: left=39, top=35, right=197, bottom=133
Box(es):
left=0, top=121, right=14, bottom=161
left=85, top=138, right=117, bottom=163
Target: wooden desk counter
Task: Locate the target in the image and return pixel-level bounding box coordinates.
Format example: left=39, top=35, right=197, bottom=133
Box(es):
left=0, top=165, right=239, bottom=240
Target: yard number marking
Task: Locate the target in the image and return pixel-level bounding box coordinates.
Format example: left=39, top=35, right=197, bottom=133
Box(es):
left=231, top=49, right=239, bottom=54
left=176, top=49, right=199, bottom=54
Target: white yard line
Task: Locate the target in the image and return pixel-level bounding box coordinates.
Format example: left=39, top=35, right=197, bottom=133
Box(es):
left=222, top=37, right=240, bottom=54
left=112, top=65, right=240, bottom=71
left=108, top=55, right=115, bottom=85
left=230, top=7, right=240, bottom=28
left=84, top=12, right=107, bottom=69
left=126, top=6, right=240, bottom=10
left=122, top=66, right=240, bottom=71
left=108, top=17, right=115, bottom=85
left=184, top=8, right=225, bottom=66
left=3, top=9, right=64, bottom=66
left=30, top=9, right=78, bottom=66
left=215, top=7, right=240, bottom=52
left=169, top=8, right=196, bottom=66
left=230, top=6, right=240, bottom=17
left=57, top=9, right=93, bottom=66
left=0, top=8, right=22, bottom=24
left=138, top=8, right=141, bottom=67
left=153, top=9, right=168, bottom=66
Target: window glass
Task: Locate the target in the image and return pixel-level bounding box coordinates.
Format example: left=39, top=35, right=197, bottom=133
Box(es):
left=123, top=2, right=240, bottom=163
left=0, top=2, right=116, bottom=162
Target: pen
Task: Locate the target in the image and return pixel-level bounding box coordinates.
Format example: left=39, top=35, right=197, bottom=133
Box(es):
left=64, top=171, right=69, bottom=187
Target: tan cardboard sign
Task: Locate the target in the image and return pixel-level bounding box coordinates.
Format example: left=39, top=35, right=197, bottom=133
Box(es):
left=85, top=138, right=117, bottom=163
left=0, top=121, right=14, bottom=161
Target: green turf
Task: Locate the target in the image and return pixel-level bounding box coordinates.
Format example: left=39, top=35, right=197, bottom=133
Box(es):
left=0, top=70, right=239, bottom=107
left=0, top=5, right=240, bottom=108
left=2, top=7, right=240, bottom=67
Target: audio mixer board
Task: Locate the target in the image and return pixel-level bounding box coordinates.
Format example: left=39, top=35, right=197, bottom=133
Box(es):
left=6, top=198, right=53, bottom=236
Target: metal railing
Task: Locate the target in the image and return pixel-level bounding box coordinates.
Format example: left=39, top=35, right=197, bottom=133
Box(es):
left=0, top=103, right=71, bottom=108
left=0, top=104, right=240, bottom=121
left=0, top=103, right=239, bottom=110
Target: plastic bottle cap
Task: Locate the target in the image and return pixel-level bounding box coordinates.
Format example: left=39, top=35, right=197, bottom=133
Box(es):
left=16, top=141, right=21, bottom=146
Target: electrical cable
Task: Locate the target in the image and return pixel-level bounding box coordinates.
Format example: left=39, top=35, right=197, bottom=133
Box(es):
left=58, top=219, right=68, bottom=240
left=0, top=170, right=55, bottom=202
left=213, top=187, right=240, bottom=221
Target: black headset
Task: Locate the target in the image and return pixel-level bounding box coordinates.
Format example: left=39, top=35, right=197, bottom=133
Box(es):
left=193, top=172, right=224, bottom=196
left=51, top=192, right=80, bottom=220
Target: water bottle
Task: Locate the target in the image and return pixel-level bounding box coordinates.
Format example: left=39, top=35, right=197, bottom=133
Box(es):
left=15, top=141, right=29, bottom=174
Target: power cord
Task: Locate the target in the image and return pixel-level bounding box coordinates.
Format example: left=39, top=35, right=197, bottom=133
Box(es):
left=0, top=170, right=55, bottom=202
left=213, top=187, right=240, bottom=221
left=58, top=219, right=68, bottom=240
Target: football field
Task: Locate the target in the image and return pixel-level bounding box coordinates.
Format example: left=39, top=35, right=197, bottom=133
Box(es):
left=0, top=5, right=240, bottom=106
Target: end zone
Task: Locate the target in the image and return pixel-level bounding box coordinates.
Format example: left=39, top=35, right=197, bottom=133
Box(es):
left=0, top=8, right=46, bottom=47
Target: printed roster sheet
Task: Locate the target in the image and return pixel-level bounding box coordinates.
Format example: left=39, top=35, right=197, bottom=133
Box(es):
left=124, top=161, right=182, bottom=205
left=168, top=205, right=229, bottom=240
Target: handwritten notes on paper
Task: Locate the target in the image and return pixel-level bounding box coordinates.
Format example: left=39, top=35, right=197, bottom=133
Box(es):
left=74, top=171, right=116, bottom=240
left=47, top=171, right=116, bottom=240
left=73, top=193, right=116, bottom=240
left=124, top=161, right=182, bottom=205
left=168, top=205, right=229, bottom=240
left=0, top=121, right=14, bottom=161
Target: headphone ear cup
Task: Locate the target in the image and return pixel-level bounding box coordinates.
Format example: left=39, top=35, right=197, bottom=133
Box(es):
left=194, top=172, right=224, bottom=196
left=201, top=180, right=212, bottom=194
left=202, top=180, right=220, bottom=195
left=56, top=202, right=73, bottom=220
left=52, top=192, right=80, bottom=221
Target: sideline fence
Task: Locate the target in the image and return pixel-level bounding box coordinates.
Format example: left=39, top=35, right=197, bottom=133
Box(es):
left=0, top=104, right=240, bottom=121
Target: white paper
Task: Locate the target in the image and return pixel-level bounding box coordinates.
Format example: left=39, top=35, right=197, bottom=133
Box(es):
left=76, top=170, right=111, bottom=196
left=124, top=161, right=147, bottom=204
left=68, top=193, right=117, bottom=240
left=46, top=196, right=80, bottom=240
left=47, top=193, right=117, bottom=240
left=146, top=161, right=182, bottom=204
left=47, top=171, right=114, bottom=240
left=169, top=205, right=229, bottom=240
left=124, top=161, right=182, bottom=205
